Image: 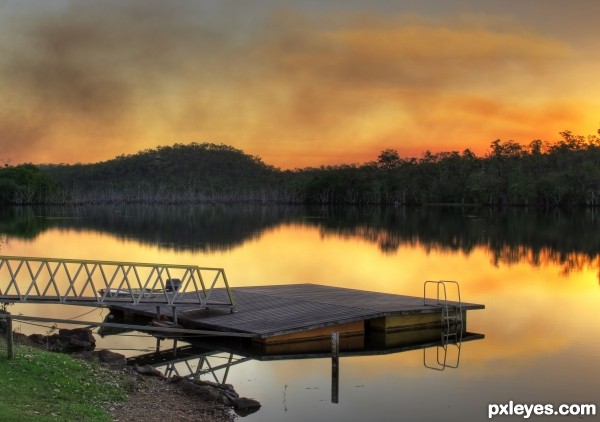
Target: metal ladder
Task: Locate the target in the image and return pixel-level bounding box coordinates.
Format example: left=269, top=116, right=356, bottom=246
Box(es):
left=423, top=280, right=463, bottom=370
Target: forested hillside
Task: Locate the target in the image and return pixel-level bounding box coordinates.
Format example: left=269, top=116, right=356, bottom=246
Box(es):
left=42, top=143, right=285, bottom=203
left=1, top=131, right=599, bottom=206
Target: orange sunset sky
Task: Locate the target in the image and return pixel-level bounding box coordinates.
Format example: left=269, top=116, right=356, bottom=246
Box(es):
left=1, top=0, right=599, bottom=169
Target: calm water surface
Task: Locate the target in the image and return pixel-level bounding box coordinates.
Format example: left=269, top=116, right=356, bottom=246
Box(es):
left=1, top=205, right=599, bottom=421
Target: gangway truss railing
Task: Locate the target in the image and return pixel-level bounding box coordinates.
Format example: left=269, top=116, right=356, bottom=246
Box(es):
left=126, top=345, right=252, bottom=383
left=0, top=256, right=235, bottom=310
left=159, top=352, right=251, bottom=383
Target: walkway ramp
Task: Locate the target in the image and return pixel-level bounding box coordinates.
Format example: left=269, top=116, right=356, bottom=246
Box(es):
left=0, top=256, right=235, bottom=310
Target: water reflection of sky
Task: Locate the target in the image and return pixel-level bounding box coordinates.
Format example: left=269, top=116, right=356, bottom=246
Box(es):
left=2, top=209, right=600, bottom=421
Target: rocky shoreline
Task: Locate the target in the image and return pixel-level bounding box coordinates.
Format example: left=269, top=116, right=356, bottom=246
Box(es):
left=12, top=327, right=261, bottom=420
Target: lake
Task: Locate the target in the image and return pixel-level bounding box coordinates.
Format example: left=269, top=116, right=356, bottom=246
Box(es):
left=1, top=205, right=599, bottom=421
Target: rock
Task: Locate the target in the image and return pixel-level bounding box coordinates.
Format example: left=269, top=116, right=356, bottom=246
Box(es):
left=178, top=380, right=220, bottom=401
left=192, top=380, right=238, bottom=398
left=12, top=332, right=30, bottom=344
left=167, top=375, right=185, bottom=384
left=168, top=377, right=239, bottom=405
left=28, top=333, right=46, bottom=345
left=233, top=397, right=261, bottom=416
left=94, top=349, right=126, bottom=366
left=66, top=337, right=92, bottom=348
left=72, top=351, right=95, bottom=361
left=134, top=364, right=165, bottom=378
left=59, top=327, right=95, bottom=343
left=57, top=328, right=96, bottom=351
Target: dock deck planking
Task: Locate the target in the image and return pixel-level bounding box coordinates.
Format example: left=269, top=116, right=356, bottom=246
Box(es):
left=109, top=283, right=484, bottom=339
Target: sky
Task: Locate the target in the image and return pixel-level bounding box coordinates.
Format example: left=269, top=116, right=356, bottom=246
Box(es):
left=1, top=0, right=599, bottom=169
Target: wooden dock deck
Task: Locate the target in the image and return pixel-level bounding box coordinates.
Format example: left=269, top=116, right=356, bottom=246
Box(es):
left=109, top=283, right=484, bottom=345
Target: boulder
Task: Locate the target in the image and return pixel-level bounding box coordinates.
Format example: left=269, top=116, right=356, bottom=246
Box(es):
left=134, top=364, right=165, bottom=378
left=178, top=380, right=222, bottom=402
left=57, top=328, right=96, bottom=351
left=169, top=376, right=249, bottom=407
left=233, top=397, right=261, bottom=416
left=25, top=328, right=96, bottom=352
left=94, top=349, right=126, bottom=366
left=28, top=333, right=47, bottom=345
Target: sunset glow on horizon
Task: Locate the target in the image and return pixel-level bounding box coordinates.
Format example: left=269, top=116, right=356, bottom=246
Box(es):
left=1, top=1, right=599, bottom=169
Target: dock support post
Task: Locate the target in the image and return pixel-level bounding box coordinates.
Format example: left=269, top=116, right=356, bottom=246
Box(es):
left=3, top=313, right=14, bottom=360
left=331, top=332, right=339, bottom=404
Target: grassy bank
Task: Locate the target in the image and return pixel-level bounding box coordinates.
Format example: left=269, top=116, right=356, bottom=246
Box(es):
left=0, top=345, right=127, bottom=421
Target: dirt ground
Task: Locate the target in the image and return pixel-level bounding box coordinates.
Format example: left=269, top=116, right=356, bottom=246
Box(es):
left=108, top=372, right=236, bottom=422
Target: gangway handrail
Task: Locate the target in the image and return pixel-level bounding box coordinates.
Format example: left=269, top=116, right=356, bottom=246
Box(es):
left=0, top=255, right=227, bottom=271
left=0, top=255, right=235, bottom=310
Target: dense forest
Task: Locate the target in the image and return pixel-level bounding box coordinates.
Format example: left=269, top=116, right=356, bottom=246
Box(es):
left=0, top=163, right=58, bottom=204
left=1, top=130, right=599, bottom=206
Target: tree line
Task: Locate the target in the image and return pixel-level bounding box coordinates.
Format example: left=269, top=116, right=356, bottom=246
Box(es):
left=1, top=131, right=599, bottom=206
left=296, top=130, right=600, bottom=206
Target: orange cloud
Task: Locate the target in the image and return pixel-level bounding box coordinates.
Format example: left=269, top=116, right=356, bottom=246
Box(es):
left=0, top=5, right=597, bottom=168
left=251, top=13, right=584, bottom=164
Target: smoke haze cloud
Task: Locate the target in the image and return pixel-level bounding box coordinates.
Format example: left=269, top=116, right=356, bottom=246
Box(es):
left=0, top=1, right=598, bottom=167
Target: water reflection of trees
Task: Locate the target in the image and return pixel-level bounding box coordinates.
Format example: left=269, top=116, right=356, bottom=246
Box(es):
left=0, top=205, right=305, bottom=253
left=303, top=206, right=600, bottom=278
left=0, top=206, right=56, bottom=239
left=1, top=205, right=599, bottom=278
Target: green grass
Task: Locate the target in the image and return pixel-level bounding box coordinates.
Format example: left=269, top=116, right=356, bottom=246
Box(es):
left=0, top=345, right=127, bottom=421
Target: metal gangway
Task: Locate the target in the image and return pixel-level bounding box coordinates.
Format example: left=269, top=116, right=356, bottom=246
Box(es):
left=423, top=280, right=463, bottom=370
left=0, top=255, right=236, bottom=311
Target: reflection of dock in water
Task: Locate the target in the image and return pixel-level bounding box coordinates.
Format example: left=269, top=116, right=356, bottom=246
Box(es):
left=122, top=327, right=483, bottom=385
left=127, top=344, right=253, bottom=384
left=122, top=330, right=483, bottom=404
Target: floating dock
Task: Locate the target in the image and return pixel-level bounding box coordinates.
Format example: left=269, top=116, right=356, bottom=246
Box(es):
left=0, top=256, right=484, bottom=357
left=109, top=283, right=484, bottom=351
